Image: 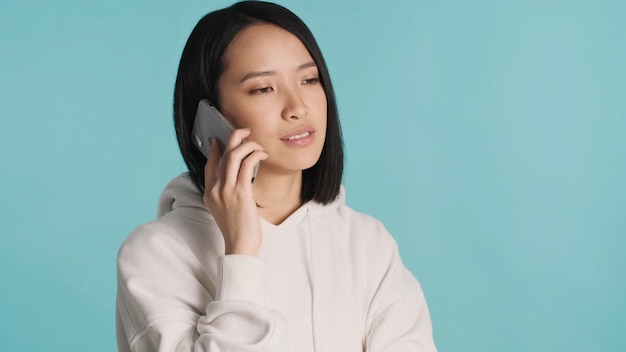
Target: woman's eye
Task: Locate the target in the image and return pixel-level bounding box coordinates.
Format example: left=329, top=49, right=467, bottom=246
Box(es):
left=250, top=87, right=273, bottom=95
left=303, top=77, right=320, bottom=85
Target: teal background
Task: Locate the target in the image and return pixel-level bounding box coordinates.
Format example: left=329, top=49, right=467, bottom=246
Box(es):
left=1, top=0, right=624, bottom=350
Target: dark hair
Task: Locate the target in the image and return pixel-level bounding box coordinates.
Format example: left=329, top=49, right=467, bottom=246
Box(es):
left=173, top=1, right=343, bottom=204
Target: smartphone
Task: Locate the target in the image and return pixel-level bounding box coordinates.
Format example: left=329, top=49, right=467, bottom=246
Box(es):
left=191, top=99, right=259, bottom=180
left=192, top=99, right=234, bottom=158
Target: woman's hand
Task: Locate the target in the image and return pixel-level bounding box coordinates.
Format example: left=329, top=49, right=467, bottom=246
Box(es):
left=202, top=128, right=269, bottom=256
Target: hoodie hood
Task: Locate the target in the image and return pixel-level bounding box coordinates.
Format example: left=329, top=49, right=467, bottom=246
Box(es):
left=157, top=173, right=206, bottom=218
left=156, top=173, right=345, bottom=226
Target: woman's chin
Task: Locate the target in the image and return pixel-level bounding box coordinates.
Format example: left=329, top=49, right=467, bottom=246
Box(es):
left=260, top=155, right=320, bottom=175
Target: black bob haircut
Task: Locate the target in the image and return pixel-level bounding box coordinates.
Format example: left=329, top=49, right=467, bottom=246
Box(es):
left=173, top=0, right=344, bottom=205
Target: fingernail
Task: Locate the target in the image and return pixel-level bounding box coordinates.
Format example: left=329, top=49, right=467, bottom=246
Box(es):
left=208, top=138, right=213, bottom=146
left=242, top=127, right=251, bottom=131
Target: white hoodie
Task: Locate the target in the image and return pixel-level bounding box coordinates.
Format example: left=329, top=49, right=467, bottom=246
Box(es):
left=116, top=174, right=436, bottom=352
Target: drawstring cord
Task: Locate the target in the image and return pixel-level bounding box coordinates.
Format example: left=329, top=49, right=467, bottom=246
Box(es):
left=306, top=208, right=318, bottom=352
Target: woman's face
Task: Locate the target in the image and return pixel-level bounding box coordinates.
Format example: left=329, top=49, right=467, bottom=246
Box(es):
left=217, top=23, right=327, bottom=175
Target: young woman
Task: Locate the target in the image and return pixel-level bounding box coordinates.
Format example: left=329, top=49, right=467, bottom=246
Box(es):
left=116, top=1, right=436, bottom=351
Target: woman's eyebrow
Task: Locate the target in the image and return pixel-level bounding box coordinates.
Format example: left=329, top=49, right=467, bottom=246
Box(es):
left=240, top=70, right=275, bottom=83
left=297, top=61, right=317, bottom=70
left=239, top=61, right=318, bottom=83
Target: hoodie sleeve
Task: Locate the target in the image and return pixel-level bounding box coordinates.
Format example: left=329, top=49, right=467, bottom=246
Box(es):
left=116, top=224, right=289, bottom=352
left=363, top=226, right=437, bottom=352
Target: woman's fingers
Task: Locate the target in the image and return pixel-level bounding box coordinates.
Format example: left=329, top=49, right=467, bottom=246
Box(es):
left=227, top=128, right=252, bottom=151
left=200, top=128, right=264, bottom=257
left=205, top=127, right=265, bottom=192
left=222, top=130, right=264, bottom=187
left=237, top=150, right=269, bottom=185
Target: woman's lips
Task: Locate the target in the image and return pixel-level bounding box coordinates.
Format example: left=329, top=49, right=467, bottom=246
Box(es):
left=285, top=131, right=311, bottom=141
left=281, top=127, right=315, bottom=146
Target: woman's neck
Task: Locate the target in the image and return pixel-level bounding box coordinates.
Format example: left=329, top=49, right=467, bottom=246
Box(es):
left=252, top=170, right=303, bottom=225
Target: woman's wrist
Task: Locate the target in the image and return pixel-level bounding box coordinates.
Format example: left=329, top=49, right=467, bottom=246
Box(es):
left=225, top=243, right=259, bottom=257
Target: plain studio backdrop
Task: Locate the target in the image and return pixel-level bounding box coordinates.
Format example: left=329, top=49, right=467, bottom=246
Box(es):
left=1, top=0, right=624, bottom=350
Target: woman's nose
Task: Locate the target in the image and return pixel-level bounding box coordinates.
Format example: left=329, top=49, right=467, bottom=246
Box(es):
left=281, top=88, right=308, bottom=120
